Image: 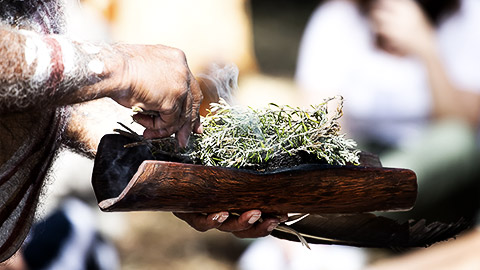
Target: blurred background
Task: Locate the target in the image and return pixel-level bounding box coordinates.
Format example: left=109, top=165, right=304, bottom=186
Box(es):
left=21, top=0, right=480, bottom=269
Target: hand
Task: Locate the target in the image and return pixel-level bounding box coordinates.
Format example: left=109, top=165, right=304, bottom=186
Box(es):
left=110, top=44, right=203, bottom=147
left=173, top=210, right=288, bottom=238
left=369, top=0, right=435, bottom=57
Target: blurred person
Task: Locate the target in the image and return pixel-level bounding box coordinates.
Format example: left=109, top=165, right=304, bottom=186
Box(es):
left=0, top=0, right=283, bottom=264
left=256, top=0, right=480, bottom=268
left=241, top=1, right=480, bottom=268
left=296, top=0, right=480, bottom=221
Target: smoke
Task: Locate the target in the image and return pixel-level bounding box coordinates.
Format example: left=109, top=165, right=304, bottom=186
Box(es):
left=196, top=63, right=266, bottom=139
left=92, top=134, right=154, bottom=202
left=95, top=64, right=242, bottom=202
left=197, top=63, right=239, bottom=107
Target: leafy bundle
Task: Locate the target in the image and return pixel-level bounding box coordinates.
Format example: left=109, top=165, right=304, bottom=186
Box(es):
left=122, top=96, right=360, bottom=170
left=190, top=96, right=359, bottom=168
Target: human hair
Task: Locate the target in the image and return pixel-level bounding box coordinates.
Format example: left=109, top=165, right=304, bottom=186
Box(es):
left=0, top=0, right=64, bottom=34
left=358, top=0, right=460, bottom=25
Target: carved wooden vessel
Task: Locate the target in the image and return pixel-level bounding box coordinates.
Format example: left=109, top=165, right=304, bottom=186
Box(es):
left=92, top=134, right=417, bottom=214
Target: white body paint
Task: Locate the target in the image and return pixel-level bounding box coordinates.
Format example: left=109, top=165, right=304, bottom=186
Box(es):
left=54, top=35, right=75, bottom=75
left=20, top=29, right=52, bottom=83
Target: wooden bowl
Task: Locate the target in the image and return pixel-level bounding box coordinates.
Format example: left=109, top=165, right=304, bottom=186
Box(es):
left=92, top=134, right=417, bottom=214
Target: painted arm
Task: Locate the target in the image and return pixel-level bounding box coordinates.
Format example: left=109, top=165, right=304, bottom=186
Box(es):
left=0, top=25, right=284, bottom=238
left=0, top=26, right=203, bottom=147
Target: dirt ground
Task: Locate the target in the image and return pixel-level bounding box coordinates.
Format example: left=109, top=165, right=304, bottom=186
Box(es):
left=114, top=212, right=249, bottom=270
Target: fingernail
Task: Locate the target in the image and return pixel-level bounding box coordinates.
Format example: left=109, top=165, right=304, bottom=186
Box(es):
left=280, top=216, right=288, bottom=223
left=217, top=213, right=229, bottom=223
left=248, top=213, right=261, bottom=224
left=212, top=213, right=229, bottom=223
left=267, top=222, right=279, bottom=232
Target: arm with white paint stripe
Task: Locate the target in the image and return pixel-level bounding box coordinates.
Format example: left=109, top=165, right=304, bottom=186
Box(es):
left=0, top=26, right=203, bottom=147
left=0, top=26, right=109, bottom=112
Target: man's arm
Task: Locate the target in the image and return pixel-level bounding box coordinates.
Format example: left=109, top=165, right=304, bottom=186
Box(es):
left=0, top=26, right=107, bottom=112
left=63, top=98, right=133, bottom=158
left=0, top=25, right=284, bottom=240
left=0, top=26, right=202, bottom=147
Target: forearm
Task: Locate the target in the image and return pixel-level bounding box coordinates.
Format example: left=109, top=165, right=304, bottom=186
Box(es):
left=0, top=26, right=125, bottom=113
left=0, top=25, right=203, bottom=149
left=419, top=44, right=480, bottom=127
left=64, top=98, right=137, bottom=158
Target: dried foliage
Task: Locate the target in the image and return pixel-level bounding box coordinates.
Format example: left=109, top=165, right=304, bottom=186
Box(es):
left=121, top=96, right=360, bottom=170
left=190, top=96, right=359, bottom=168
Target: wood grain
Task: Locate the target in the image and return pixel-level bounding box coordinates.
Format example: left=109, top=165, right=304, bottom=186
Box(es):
left=92, top=134, right=417, bottom=214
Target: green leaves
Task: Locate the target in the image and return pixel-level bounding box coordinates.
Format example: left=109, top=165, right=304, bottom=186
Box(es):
left=189, top=96, right=360, bottom=168
left=136, top=96, right=360, bottom=169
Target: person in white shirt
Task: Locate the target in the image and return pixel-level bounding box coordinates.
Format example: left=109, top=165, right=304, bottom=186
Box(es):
left=296, top=0, right=480, bottom=221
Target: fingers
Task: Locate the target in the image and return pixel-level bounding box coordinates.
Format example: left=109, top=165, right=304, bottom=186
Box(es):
left=132, top=111, right=180, bottom=130
left=131, top=72, right=203, bottom=146
left=215, top=211, right=286, bottom=238
left=193, top=117, right=203, bottom=134
left=369, top=2, right=394, bottom=35
left=171, top=71, right=203, bottom=146
left=216, top=210, right=262, bottom=232
left=173, top=212, right=229, bottom=232
left=132, top=96, right=189, bottom=142
left=174, top=210, right=284, bottom=238
left=133, top=112, right=182, bottom=140
left=232, top=218, right=280, bottom=238
left=189, top=74, right=204, bottom=133
left=217, top=210, right=281, bottom=239
left=369, top=0, right=406, bottom=54
left=174, top=210, right=262, bottom=233
left=371, top=0, right=407, bottom=13
left=116, top=45, right=200, bottom=144
left=174, top=83, right=194, bottom=147
left=175, top=119, right=192, bottom=148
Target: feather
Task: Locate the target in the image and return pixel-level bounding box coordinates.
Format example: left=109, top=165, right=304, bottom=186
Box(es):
left=271, top=213, right=471, bottom=249
left=275, top=225, right=312, bottom=249
left=269, top=153, right=469, bottom=249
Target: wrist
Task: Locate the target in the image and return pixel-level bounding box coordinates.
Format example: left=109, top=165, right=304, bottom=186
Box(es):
left=94, top=44, right=131, bottom=99
left=67, top=42, right=132, bottom=103
left=49, top=37, right=123, bottom=103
